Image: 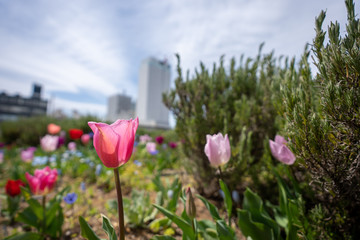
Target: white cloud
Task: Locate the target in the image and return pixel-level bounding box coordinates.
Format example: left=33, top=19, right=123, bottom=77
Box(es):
left=0, top=0, right=350, bottom=118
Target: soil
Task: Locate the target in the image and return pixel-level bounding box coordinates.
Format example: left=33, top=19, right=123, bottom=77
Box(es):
left=0, top=171, right=245, bottom=239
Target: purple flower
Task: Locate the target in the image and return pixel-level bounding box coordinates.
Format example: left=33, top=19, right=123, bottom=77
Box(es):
left=155, top=136, right=164, bottom=144
left=0, top=151, right=3, bottom=164
left=64, top=192, right=78, bottom=204
left=269, top=135, right=296, bottom=165
left=68, top=142, right=76, bottom=151
left=140, top=134, right=152, bottom=143
left=21, top=147, right=36, bottom=163
left=168, top=142, right=177, bottom=149
left=146, top=142, right=158, bottom=155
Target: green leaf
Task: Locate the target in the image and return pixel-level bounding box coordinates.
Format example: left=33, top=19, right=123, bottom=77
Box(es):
left=216, top=219, right=237, bottom=240
left=17, top=207, right=39, bottom=229
left=26, top=198, right=43, bottom=220
left=153, top=204, right=195, bottom=239
left=237, top=210, right=275, bottom=240
left=197, top=195, right=221, bottom=221
left=149, top=217, right=171, bottom=232
left=242, top=188, right=280, bottom=238
left=79, top=216, right=101, bottom=240
left=46, top=202, right=60, bottom=227
left=4, top=232, right=42, bottom=240
left=151, top=236, right=177, bottom=240
left=219, top=179, right=233, bottom=220
left=101, top=214, right=117, bottom=240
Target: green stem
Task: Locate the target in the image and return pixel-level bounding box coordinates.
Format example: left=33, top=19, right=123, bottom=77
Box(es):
left=114, top=168, right=125, bottom=240
left=42, top=195, right=46, bottom=235
left=218, top=167, right=223, bottom=181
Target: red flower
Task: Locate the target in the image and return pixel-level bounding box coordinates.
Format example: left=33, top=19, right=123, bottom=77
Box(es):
left=5, top=179, right=25, bottom=197
left=69, top=129, right=83, bottom=140
left=155, top=136, right=164, bottom=144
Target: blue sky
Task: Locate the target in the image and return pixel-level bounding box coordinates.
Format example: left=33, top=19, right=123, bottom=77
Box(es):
left=0, top=0, right=348, bottom=119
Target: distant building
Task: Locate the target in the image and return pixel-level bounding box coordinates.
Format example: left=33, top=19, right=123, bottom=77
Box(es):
left=136, top=57, right=170, bottom=129
left=107, top=93, right=135, bottom=122
left=0, top=84, right=48, bottom=121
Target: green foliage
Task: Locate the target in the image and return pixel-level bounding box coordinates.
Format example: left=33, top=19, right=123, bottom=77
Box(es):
left=108, top=188, right=156, bottom=228
left=11, top=186, right=69, bottom=239
left=79, top=215, right=118, bottom=240
left=281, top=0, right=360, bottom=236
left=0, top=115, right=100, bottom=146
left=163, top=47, right=288, bottom=195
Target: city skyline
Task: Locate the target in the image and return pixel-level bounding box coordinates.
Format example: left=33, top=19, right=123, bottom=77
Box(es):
left=0, top=0, right=349, bottom=120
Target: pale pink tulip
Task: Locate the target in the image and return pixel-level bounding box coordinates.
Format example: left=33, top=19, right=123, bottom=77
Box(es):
left=269, top=135, right=296, bottom=165
left=40, top=135, right=59, bottom=152
left=47, top=123, right=61, bottom=135
left=88, top=118, right=139, bottom=168
left=81, top=134, right=91, bottom=145
left=204, top=133, right=231, bottom=167
left=25, top=166, right=58, bottom=195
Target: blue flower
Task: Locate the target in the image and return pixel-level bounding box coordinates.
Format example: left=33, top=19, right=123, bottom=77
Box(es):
left=64, top=193, right=78, bottom=204
left=150, top=150, right=159, bottom=155
left=134, top=141, right=139, bottom=147
left=134, top=160, right=142, bottom=167
left=232, top=190, right=240, bottom=203
left=167, top=189, right=174, bottom=199
left=32, top=156, right=48, bottom=166
left=95, top=164, right=102, bottom=176
left=219, top=189, right=225, bottom=199
left=80, top=182, right=86, bottom=192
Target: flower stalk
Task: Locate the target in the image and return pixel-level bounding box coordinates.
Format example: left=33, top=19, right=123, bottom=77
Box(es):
left=114, top=168, right=125, bottom=240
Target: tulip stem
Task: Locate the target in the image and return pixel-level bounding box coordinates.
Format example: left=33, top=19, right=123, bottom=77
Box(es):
left=218, top=167, right=223, bottom=180
left=114, top=168, right=125, bottom=240
left=42, top=195, right=46, bottom=235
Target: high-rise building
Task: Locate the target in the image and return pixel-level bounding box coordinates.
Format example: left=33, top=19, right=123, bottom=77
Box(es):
left=0, top=83, right=47, bottom=121
left=107, top=93, right=135, bottom=122
left=136, top=57, right=170, bottom=128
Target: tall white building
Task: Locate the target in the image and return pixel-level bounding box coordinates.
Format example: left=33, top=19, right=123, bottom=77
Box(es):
left=136, top=57, right=170, bottom=128
left=107, top=94, right=135, bottom=122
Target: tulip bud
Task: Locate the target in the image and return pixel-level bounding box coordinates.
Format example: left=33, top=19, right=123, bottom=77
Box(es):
left=186, top=187, right=196, bottom=220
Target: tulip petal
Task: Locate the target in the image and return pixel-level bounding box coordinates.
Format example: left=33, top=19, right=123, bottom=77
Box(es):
left=278, top=145, right=296, bottom=165
left=275, top=135, right=287, bottom=145
left=118, top=118, right=139, bottom=165
left=94, top=123, right=120, bottom=168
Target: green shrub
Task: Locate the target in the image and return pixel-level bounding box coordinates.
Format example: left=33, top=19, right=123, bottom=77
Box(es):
left=163, top=47, right=290, bottom=196
left=281, top=0, right=360, bottom=237
left=0, top=115, right=100, bottom=146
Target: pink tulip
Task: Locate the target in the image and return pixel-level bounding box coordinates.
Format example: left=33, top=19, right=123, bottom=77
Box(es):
left=0, top=151, right=3, bottom=164
left=25, top=166, right=58, bottom=195
left=269, top=135, right=296, bottom=165
left=68, top=142, right=76, bottom=151
left=47, top=123, right=61, bottom=135
left=88, top=118, right=139, bottom=168
left=40, top=135, right=59, bottom=152
left=21, top=147, right=36, bottom=163
left=204, top=133, right=231, bottom=167
left=81, top=134, right=91, bottom=145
